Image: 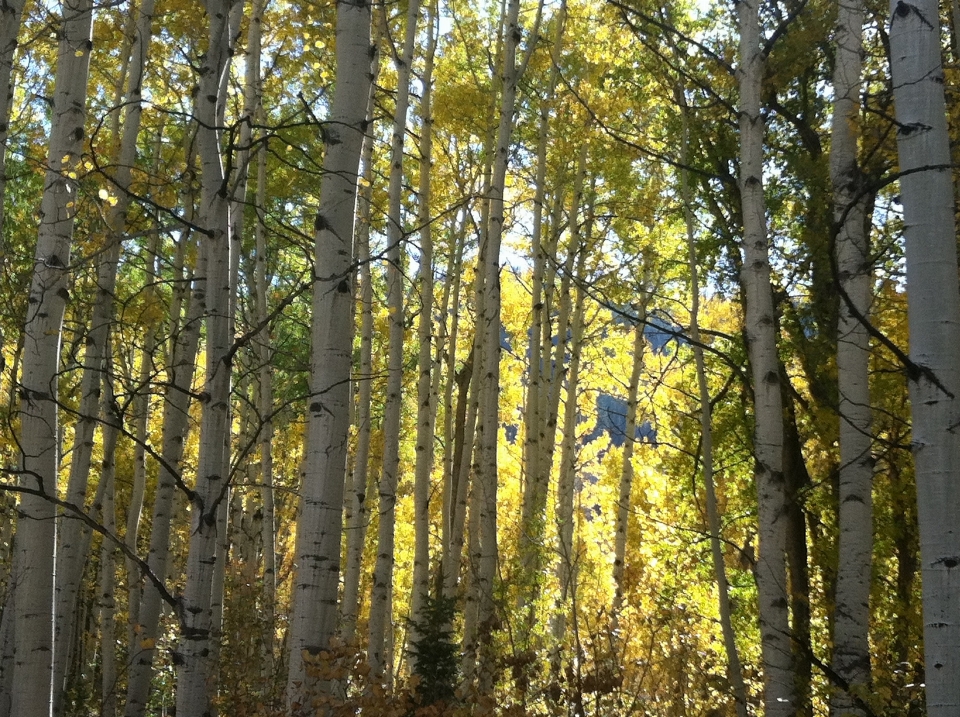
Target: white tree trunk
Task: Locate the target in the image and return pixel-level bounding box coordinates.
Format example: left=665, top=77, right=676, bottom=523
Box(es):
left=52, top=5, right=156, bottom=708
left=473, top=0, right=541, bottom=689
left=340, top=85, right=377, bottom=643
left=11, top=2, right=93, bottom=715
left=285, top=0, right=373, bottom=707
left=521, top=0, right=565, bottom=598
left=737, top=0, right=794, bottom=713
left=367, top=0, right=420, bottom=674
left=439, top=215, right=467, bottom=599
left=0, top=566, right=14, bottom=717
left=0, top=0, right=24, bottom=235
left=612, top=301, right=646, bottom=619
left=444, top=345, right=477, bottom=605
left=252, top=91, right=277, bottom=696
left=368, top=0, right=420, bottom=678
left=680, top=89, right=748, bottom=717
left=175, top=2, right=235, bottom=713
left=124, top=118, right=203, bottom=717
left=553, top=241, right=587, bottom=648
left=407, top=0, right=438, bottom=670
left=98, top=373, right=120, bottom=717
left=889, top=1, right=960, bottom=713
left=124, top=239, right=205, bottom=717
left=830, top=0, right=872, bottom=713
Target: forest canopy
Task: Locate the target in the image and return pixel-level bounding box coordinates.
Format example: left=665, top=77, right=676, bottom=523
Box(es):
left=0, top=0, right=956, bottom=715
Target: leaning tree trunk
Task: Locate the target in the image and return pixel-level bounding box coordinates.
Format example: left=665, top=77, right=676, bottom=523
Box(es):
left=830, top=0, right=873, bottom=713
left=737, top=0, right=794, bottom=713
left=889, top=1, right=960, bottom=713
left=285, top=0, right=373, bottom=707
left=368, top=0, right=420, bottom=678
left=680, top=89, right=749, bottom=717
left=11, top=2, right=94, bottom=715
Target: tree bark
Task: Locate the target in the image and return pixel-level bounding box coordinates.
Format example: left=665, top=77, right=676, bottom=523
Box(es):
left=439, top=215, right=468, bottom=599
left=123, top=237, right=204, bottom=717
left=0, top=0, right=24, bottom=236
left=612, top=300, right=646, bottom=621
left=680, top=86, right=749, bottom=717
left=11, top=2, right=94, bottom=714
left=174, top=2, right=236, bottom=713
left=408, top=0, right=439, bottom=670
left=553, top=215, right=588, bottom=649
left=285, top=0, right=373, bottom=706
left=98, top=370, right=120, bottom=717
left=520, top=0, right=565, bottom=606
left=737, top=0, right=794, bottom=713
left=368, top=0, right=420, bottom=678
left=340, top=71, right=377, bottom=643
left=829, top=3, right=873, bottom=711
left=889, top=0, right=960, bottom=712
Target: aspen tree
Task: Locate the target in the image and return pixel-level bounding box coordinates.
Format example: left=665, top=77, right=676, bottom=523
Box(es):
left=889, top=0, right=960, bottom=711
left=737, top=0, right=794, bottom=712
left=0, top=569, right=13, bottom=717
left=520, top=0, right=565, bottom=603
left=97, top=369, right=120, bottom=717
left=11, top=1, right=94, bottom=714
left=0, top=0, right=24, bottom=235
left=124, top=239, right=205, bottom=717
left=250, top=48, right=277, bottom=695
left=124, top=175, right=162, bottom=658
left=124, top=109, right=204, bottom=717
left=285, top=0, right=373, bottom=705
left=553, top=183, right=591, bottom=649
left=612, top=298, right=646, bottom=620
left=408, top=0, right=439, bottom=665
left=207, top=7, right=246, bottom=690
left=459, top=89, right=500, bottom=650
left=439, top=214, right=468, bottom=601
left=175, top=1, right=237, bottom=713
left=52, top=5, right=156, bottom=708
left=474, top=0, right=542, bottom=688
left=680, top=90, right=748, bottom=717
left=830, top=0, right=873, bottom=713
left=340, top=76, right=377, bottom=643
left=368, top=0, right=420, bottom=677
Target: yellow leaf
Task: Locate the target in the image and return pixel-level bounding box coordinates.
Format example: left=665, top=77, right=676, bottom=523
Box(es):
left=98, top=188, right=109, bottom=200
left=140, top=638, right=155, bottom=649
left=75, top=49, right=84, bottom=57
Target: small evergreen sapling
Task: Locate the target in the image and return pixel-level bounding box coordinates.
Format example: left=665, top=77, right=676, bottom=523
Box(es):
left=409, top=592, right=460, bottom=706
